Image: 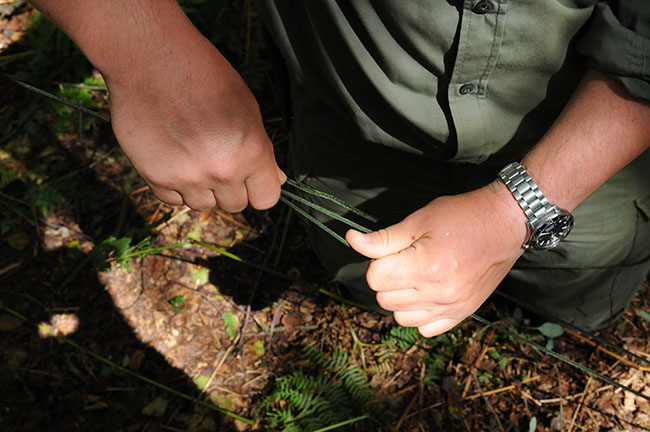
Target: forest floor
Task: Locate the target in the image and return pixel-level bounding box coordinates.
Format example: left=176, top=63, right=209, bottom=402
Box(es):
left=2, top=2, right=650, bottom=431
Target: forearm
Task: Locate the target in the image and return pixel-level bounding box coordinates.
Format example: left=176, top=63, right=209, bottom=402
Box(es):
left=28, top=0, right=207, bottom=84
left=522, top=69, right=650, bottom=212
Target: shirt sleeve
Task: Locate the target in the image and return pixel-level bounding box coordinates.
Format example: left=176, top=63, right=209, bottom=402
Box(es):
left=576, top=0, right=650, bottom=101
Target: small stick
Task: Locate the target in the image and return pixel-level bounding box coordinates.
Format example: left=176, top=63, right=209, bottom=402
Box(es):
left=568, top=376, right=592, bottom=432
left=462, top=328, right=495, bottom=397
left=213, top=208, right=256, bottom=233
left=565, top=328, right=650, bottom=372
left=395, top=391, right=419, bottom=431
left=406, top=376, right=541, bottom=419
left=473, top=371, right=505, bottom=432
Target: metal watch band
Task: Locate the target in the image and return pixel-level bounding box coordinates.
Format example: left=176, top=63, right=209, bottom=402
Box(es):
left=498, top=162, right=552, bottom=229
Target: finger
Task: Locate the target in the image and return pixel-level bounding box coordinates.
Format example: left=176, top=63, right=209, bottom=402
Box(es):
left=393, top=309, right=440, bottom=327
left=366, top=245, right=419, bottom=292
left=245, top=163, right=282, bottom=210
left=418, top=318, right=459, bottom=338
left=177, top=188, right=217, bottom=211
left=346, top=217, right=419, bottom=259
left=212, top=184, right=249, bottom=213
left=376, top=288, right=433, bottom=311
left=148, top=184, right=184, bottom=206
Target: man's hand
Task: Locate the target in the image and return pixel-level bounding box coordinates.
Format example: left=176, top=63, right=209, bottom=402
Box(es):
left=30, top=0, right=285, bottom=212
left=107, top=40, right=285, bottom=212
left=346, top=182, right=527, bottom=337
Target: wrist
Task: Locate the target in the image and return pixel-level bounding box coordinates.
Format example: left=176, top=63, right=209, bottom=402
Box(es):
left=37, top=0, right=204, bottom=84
left=483, top=180, right=530, bottom=249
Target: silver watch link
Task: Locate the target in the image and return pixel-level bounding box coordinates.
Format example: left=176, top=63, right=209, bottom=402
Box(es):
left=498, top=161, right=574, bottom=250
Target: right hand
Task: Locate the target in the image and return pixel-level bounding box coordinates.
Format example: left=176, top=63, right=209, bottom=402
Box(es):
left=105, top=27, right=284, bottom=212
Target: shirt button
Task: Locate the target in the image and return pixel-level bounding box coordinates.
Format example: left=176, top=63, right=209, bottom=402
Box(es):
left=472, top=0, right=495, bottom=14
left=459, top=83, right=476, bottom=95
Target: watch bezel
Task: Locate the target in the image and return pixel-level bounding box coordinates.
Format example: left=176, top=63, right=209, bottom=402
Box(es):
left=526, top=207, right=575, bottom=250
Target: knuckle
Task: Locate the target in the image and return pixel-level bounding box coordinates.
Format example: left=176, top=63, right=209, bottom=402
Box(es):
left=210, top=165, right=238, bottom=184
left=375, top=292, right=392, bottom=310
left=365, top=263, right=382, bottom=291
left=435, top=285, right=460, bottom=305
left=218, top=199, right=248, bottom=214
left=393, top=313, right=411, bottom=327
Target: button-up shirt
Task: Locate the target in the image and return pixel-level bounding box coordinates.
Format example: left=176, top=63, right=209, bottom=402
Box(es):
left=258, top=1, right=650, bottom=164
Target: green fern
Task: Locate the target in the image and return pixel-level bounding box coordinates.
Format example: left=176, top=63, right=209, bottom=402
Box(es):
left=257, top=346, right=392, bottom=431
left=383, top=325, right=422, bottom=349
left=0, top=167, right=20, bottom=190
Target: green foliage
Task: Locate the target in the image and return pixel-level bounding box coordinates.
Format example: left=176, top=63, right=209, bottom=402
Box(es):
left=0, top=167, right=20, bottom=190
left=635, top=309, right=650, bottom=322
left=25, top=171, right=109, bottom=217
left=535, top=322, right=564, bottom=338
left=47, top=84, right=101, bottom=137
left=168, top=295, right=185, bottom=311
left=90, top=235, right=155, bottom=271
left=422, top=330, right=464, bottom=386
left=222, top=311, right=240, bottom=340
left=257, top=345, right=390, bottom=431
left=383, top=325, right=422, bottom=349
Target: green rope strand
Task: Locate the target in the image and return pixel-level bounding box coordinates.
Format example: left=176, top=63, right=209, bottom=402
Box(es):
left=0, top=72, right=111, bottom=122
left=281, top=189, right=372, bottom=234
left=0, top=301, right=255, bottom=425
left=279, top=195, right=350, bottom=247
left=495, top=289, right=650, bottom=367
left=285, top=178, right=379, bottom=224
left=470, top=313, right=650, bottom=403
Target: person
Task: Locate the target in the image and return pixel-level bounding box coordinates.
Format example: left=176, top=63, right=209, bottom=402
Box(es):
left=30, top=0, right=650, bottom=335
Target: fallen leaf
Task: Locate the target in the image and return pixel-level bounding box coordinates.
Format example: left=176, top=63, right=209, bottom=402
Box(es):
left=142, top=396, right=168, bottom=417
left=209, top=392, right=235, bottom=411
left=5, top=232, right=29, bottom=250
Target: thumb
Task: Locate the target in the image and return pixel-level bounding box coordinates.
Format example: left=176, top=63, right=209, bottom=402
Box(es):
left=346, top=222, right=416, bottom=259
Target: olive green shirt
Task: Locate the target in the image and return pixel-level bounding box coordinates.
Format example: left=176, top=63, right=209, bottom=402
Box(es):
left=258, top=1, right=650, bottom=164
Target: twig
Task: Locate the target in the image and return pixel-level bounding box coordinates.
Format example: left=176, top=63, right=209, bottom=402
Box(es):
left=554, top=364, right=564, bottom=430
left=565, top=328, right=650, bottom=372
left=395, top=392, right=419, bottom=431
left=267, top=301, right=283, bottom=353
left=0, top=261, right=22, bottom=277
left=213, top=208, right=256, bottom=233
left=153, top=207, right=190, bottom=230
left=568, top=376, right=593, bottom=432
left=472, top=371, right=505, bottom=432
left=406, top=375, right=541, bottom=419
left=202, top=338, right=238, bottom=392
left=462, top=328, right=494, bottom=398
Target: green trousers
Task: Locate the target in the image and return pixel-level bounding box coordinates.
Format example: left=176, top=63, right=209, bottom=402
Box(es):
left=288, top=97, right=650, bottom=332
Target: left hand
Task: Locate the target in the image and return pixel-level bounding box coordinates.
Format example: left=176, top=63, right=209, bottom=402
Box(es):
left=346, top=181, right=528, bottom=337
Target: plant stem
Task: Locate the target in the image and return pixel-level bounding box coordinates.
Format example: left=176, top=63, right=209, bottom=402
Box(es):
left=311, top=414, right=370, bottom=432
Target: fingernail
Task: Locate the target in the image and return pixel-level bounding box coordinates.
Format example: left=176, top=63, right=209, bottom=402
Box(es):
left=279, top=170, right=287, bottom=185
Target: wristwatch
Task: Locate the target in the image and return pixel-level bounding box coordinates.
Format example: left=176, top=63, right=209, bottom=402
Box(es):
left=497, top=161, right=574, bottom=250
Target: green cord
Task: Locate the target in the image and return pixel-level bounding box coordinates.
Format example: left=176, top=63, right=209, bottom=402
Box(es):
left=495, top=289, right=650, bottom=367
left=0, top=72, right=111, bottom=122
left=470, top=313, right=650, bottom=403
left=285, top=178, right=379, bottom=224
left=279, top=195, right=350, bottom=247
left=281, top=189, right=372, bottom=234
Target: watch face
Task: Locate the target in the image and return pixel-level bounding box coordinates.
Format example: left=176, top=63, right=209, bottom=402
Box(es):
left=530, top=212, right=575, bottom=250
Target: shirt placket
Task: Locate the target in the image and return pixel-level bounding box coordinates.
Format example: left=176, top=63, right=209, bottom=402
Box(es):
left=448, top=0, right=508, bottom=163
